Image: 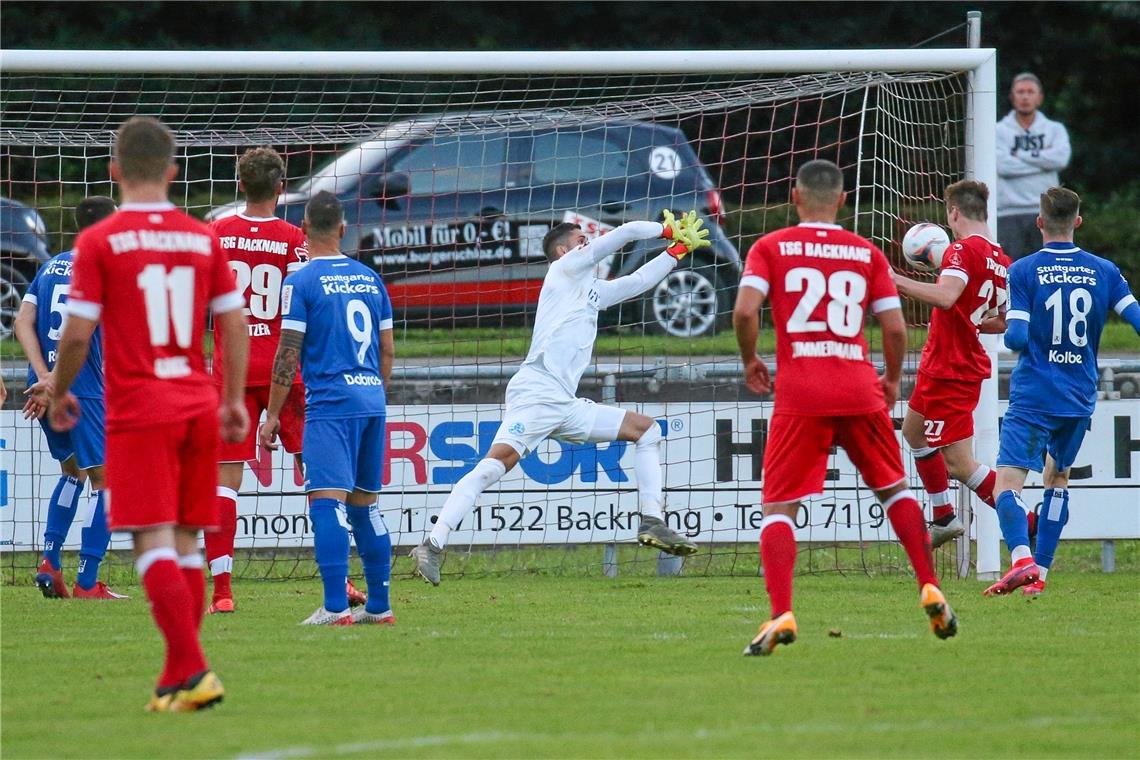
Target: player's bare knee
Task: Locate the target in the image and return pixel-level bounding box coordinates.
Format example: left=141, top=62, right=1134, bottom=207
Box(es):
left=218, top=461, right=245, bottom=491
left=634, top=419, right=662, bottom=449
left=486, top=443, right=521, bottom=471
left=901, top=411, right=927, bottom=449
left=60, top=456, right=83, bottom=480
left=618, top=411, right=654, bottom=442
left=347, top=489, right=378, bottom=508
left=86, top=465, right=106, bottom=490
left=940, top=442, right=976, bottom=481
left=872, top=479, right=910, bottom=506
left=762, top=501, right=799, bottom=519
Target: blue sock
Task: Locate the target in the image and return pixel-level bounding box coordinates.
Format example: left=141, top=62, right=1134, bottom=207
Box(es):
left=310, top=498, right=350, bottom=613
left=42, top=475, right=82, bottom=570
left=76, top=491, right=110, bottom=590
left=1034, top=488, right=1069, bottom=570
left=346, top=504, right=392, bottom=614
left=996, top=490, right=1031, bottom=555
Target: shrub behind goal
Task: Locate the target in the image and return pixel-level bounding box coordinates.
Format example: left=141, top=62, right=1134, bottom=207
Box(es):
left=0, top=48, right=999, bottom=582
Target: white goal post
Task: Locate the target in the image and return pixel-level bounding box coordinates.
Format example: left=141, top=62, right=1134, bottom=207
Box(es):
left=0, top=46, right=1001, bottom=580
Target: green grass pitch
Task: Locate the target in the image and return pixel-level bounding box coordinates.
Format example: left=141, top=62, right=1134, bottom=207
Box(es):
left=2, top=559, right=1138, bottom=758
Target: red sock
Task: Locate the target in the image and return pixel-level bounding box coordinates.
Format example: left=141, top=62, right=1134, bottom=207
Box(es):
left=180, top=556, right=206, bottom=631
left=885, top=492, right=939, bottom=589
left=759, top=515, right=796, bottom=618
left=970, top=466, right=997, bottom=508
left=205, top=491, right=237, bottom=602
left=138, top=551, right=208, bottom=688
left=914, top=448, right=953, bottom=520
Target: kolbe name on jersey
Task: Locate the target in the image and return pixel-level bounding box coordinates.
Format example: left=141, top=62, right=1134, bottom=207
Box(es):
left=281, top=256, right=393, bottom=420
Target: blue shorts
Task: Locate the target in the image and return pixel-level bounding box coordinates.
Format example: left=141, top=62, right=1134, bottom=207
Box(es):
left=38, top=396, right=105, bottom=470
left=997, top=406, right=1090, bottom=473
left=303, top=415, right=386, bottom=494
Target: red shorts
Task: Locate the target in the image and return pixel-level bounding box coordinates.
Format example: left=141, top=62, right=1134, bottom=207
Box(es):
left=218, top=383, right=305, bottom=462
left=105, top=411, right=219, bottom=531
left=907, top=372, right=982, bottom=447
left=763, top=409, right=906, bottom=504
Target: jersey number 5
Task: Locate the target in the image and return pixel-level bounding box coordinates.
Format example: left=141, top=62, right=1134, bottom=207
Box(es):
left=137, top=264, right=195, bottom=348
left=785, top=267, right=866, bottom=337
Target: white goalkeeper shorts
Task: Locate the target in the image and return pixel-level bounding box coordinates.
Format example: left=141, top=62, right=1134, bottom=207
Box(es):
left=492, top=397, right=627, bottom=456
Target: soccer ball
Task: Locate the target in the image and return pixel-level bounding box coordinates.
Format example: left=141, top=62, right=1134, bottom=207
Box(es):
left=901, top=223, right=950, bottom=271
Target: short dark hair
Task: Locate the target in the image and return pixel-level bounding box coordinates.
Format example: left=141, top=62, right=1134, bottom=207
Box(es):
left=795, top=160, right=844, bottom=206
left=944, top=179, right=989, bottom=221
left=114, top=116, right=175, bottom=182
left=304, top=190, right=344, bottom=236
left=74, top=196, right=116, bottom=231
left=1040, top=187, right=1080, bottom=235
left=1011, top=72, right=1043, bottom=92
left=238, top=147, right=286, bottom=203
left=542, top=222, right=580, bottom=263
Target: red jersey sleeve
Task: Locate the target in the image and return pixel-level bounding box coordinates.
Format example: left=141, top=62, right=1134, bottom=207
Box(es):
left=869, top=246, right=902, bottom=315
left=207, top=235, right=243, bottom=314
left=66, top=228, right=106, bottom=321
left=741, top=237, right=771, bottom=295
left=940, top=241, right=970, bottom=285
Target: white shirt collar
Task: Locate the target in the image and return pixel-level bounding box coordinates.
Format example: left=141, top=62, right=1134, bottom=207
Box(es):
left=238, top=213, right=280, bottom=222
left=119, top=202, right=175, bottom=212
left=797, top=222, right=843, bottom=230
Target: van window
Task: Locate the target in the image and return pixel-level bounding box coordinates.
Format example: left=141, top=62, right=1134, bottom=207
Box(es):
left=393, top=133, right=508, bottom=195
left=531, top=131, right=629, bottom=185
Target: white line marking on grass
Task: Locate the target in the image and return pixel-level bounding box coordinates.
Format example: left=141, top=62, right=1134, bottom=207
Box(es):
left=236, top=731, right=522, bottom=759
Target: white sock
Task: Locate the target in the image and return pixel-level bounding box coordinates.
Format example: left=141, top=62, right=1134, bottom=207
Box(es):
left=429, top=458, right=507, bottom=549
left=634, top=424, right=664, bottom=520
left=1011, top=545, right=1033, bottom=563
left=1038, top=567, right=1049, bottom=581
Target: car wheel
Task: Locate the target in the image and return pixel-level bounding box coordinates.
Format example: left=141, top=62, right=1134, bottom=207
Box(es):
left=0, top=262, right=29, bottom=341
left=643, top=262, right=728, bottom=338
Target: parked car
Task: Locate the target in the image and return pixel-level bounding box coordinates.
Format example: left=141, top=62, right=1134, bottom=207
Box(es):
left=210, top=114, right=741, bottom=337
left=1, top=197, right=52, bottom=340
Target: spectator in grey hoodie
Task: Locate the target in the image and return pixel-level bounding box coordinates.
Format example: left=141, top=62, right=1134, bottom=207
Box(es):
left=996, top=73, right=1071, bottom=260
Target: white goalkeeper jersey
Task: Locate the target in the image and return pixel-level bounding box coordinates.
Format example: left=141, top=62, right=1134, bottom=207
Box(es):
left=507, top=220, right=674, bottom=402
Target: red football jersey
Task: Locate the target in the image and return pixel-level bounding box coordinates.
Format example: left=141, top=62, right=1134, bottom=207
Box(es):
left=210, top=214, right=307, bottom=386
left=919, top=234, right=1011, bottom=381
left=68, top=203, right=244, bottom=431
left=742, top=222, right=901, bottom=416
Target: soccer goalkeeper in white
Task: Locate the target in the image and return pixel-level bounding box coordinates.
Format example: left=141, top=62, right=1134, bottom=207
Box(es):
left=410, top=211, right=711, bottom=585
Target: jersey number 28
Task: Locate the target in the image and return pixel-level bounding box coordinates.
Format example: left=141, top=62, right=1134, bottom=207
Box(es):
left=785, top=267, right=866, bottom=337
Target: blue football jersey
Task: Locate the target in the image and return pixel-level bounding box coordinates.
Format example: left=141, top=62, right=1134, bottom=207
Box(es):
left=280, top=255, right=392, bottom=419
left=1006, top=242, right=1134, bottom=416
left=22, top=251, right=104, bottom=399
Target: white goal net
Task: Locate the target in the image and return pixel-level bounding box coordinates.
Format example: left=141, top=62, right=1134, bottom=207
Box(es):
left=0, top=49, right=998, bottom=583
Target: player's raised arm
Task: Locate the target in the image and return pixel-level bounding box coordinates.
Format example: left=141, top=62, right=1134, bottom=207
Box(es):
left=892, top=267, right=967, bottom=310
left=594, top=212, right=710, bottom=309
left=557, top=220, right=665, bottom=277
left=1110, top=268, right=1140, bottom=336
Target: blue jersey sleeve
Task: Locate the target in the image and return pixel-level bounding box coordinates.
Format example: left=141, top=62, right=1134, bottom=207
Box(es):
left=1004, top=260, right=1032, bottom=350
left=377, top=281, right=393, bottom=331
left=1108, top=263, right=1140, bottom=334
left=280, top=273, right=310, bottom=334
left=23, top=263, right=46, bottom=305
